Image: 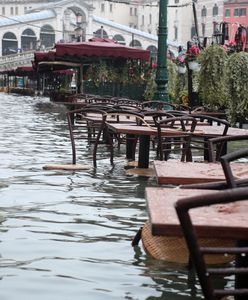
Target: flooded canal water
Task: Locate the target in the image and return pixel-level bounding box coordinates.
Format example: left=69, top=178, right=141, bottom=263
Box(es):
left=0, top=93, right=203, bottom=300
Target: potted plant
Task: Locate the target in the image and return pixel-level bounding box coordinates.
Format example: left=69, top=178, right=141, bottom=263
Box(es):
left=197, top=44, right=228, bottom=110
left=185, top=44, right=200, bottom=71
left=225, top=51, right=248, bottom=125
left=175, top=51, right=186, bottom=74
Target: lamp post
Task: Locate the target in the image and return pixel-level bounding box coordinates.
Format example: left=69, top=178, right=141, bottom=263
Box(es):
left=155, top=0, right=169, bottom=103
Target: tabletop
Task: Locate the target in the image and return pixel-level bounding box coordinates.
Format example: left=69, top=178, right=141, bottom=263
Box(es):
left=153, top=160, right=248, bottom=185
left=106, top=123, right=195, bottom=136
left=146, top=187, right=248, bottom=240
left=190, top=125, right=248, bottom=137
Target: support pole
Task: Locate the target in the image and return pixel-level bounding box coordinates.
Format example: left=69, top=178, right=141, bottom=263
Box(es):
left=155, top=0, right=169, bottom=103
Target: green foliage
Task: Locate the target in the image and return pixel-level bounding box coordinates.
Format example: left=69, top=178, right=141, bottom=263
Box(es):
left=143, top=68, right=156, bottom=100
left=226, top=51, right=248, bottom=124
left=198, top=44, right=228, bottom=109
left=85, top=59, right=150, bottom=87
left=167, top=59, right=177, bottom=101
left=173, top=63, right=188, bottom=104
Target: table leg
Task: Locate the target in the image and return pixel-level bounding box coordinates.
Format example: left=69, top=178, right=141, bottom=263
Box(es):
left=126, top=134, right=136, bottom=160
left=138, top=135, right=150, bottom=168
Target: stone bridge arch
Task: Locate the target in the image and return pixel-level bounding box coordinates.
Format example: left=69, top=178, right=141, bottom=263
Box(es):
left=58, top=1, right=91, bottom=42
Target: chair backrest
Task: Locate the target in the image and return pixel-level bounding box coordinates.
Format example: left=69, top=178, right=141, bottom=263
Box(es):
left=156, top=115, right=197, bottom=132
left=175, top=187, right=248, bottom=300
left=141, top=100, right=173, bottom=111
left=66, top=108, right=108, bottom=167
left=112, top=104, right=142, bottom=112
left=142, top=111, right=175, bottom=126
left=165, top=110, right=189, bottom=117
left=220, top=148, right=248, bottom=188
left=106, top=109, right=144, bottom=125
left=208, top=135, right=248, bottom=162
left=191, top=114, right=230, bottom=134
left=156, top=116, right=197, bottom=161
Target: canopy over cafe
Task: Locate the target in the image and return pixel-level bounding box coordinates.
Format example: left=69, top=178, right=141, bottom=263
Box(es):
left=33, top=38, right=151, bottom=101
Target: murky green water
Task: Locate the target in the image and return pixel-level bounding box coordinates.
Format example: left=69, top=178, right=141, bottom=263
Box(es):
left=0, top=93, right=203, bottom=300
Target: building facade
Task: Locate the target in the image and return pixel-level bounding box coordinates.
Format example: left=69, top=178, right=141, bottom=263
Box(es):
left=224, top=0, right=248, bottom=44
left=194, top=0, right=224, bottom=46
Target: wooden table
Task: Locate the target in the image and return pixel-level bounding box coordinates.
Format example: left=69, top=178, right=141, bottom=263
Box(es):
left=106, top=123, right=187, bottom=168
left=153, top=160, right=248, bottom=185
left=146, top=187, right=248, bottom=240
left=146, top=187, right=248, bottom=298
left=190, top=125, right=248, bottom=137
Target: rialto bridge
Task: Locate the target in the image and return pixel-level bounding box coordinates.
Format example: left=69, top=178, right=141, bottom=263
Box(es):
left=0, top=0, right=179, bottom=71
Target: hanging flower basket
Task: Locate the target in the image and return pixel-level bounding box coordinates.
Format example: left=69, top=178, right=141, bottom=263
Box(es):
left=185, top=44, right=201, bottom=71
left=188, top=60, right=200, bottom=71
left=178, top=65, right=186, bottom=74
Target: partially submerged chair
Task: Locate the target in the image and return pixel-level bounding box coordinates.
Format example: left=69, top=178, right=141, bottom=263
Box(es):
left=175, top=187, right=248, bottom=300
left=175, top=150, right=248, bottom=299
left=106, top=110, right=144, bottom=160
left=190, top=114, right=230, bottom=161
left=66, top=107, right=113, bottom=168
left=208, top=135, right=248, bottom=162
left=156, top=115, right=197, bottom=162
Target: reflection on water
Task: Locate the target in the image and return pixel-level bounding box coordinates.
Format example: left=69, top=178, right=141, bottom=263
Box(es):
left=0, top=94, right=203, bottom=300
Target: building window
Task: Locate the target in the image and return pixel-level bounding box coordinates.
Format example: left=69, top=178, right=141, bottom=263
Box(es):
left=202, top=23, right=205, bottom=36
left=239, top=8, right=246, bottom=16
left=15, top=7, right=18, bottom=15
left=10, top=7, right=14, bottom=15
left=174, top=26, right=178, bottom=40
left=175, top=0, right=179, bottom=3
left=234, top=8, right=239, bottom=16
left=130, top=7, right=132, bottom=16
left=213, top=21, right=218, bottom=34
left=213, top=4, right=218, bottom=16
left=110, top=4, right=112, bottom=12
left=201, top=5, right=207, bottom=17
left=2, top=7, right=5, bottom=15
left=134, top=8, right=137, bottom=16
left=101, top=4, right=104, bottom=12
left=149, top=13, right=152, bottom=25
left=24, top=6, right=27, bottom=13
left=142, top=15, right=144, bottom=26
left=225, top=9, right=230, bottom=17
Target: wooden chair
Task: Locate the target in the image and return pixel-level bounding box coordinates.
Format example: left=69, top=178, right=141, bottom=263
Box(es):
left=141, top=100, right=173, bottom=111
left=175, top=187, right=248, bottom=300
left=139, top=111, right=176, bottom=151
left=66, top=107, right=113, bottom=168
left=106, top=110, right=144, bottom=159
left=208, top=135, right=248, bottom=162
left=164, top=110, right=189, bottom=117
left=112, top=104, right=142, bottom=113
left=156, top=116, right=197, bottom=162
left=190, top=114, right=230, bottom=161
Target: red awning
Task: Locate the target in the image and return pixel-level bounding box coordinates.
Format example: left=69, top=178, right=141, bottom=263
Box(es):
left=55, top=41, right=150, bottom=61
left=34, top=51, right=56, bottom=62
left=0, top=67, right=36, bottom=77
